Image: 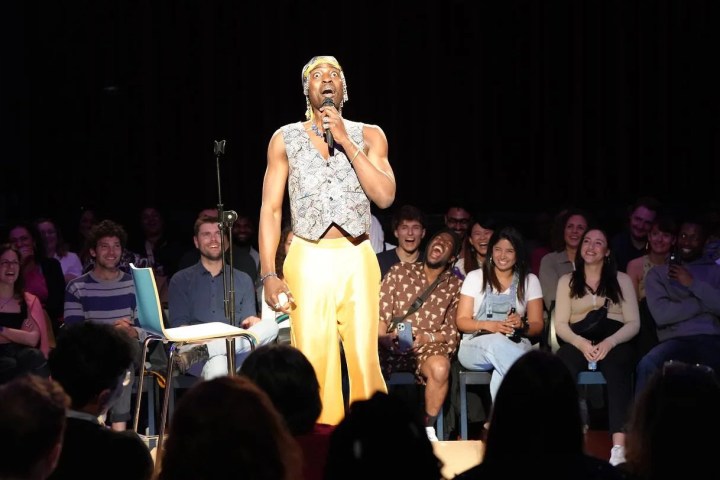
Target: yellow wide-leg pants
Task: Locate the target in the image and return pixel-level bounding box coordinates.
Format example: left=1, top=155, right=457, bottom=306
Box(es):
left=284, top=234, right=387, bottom=425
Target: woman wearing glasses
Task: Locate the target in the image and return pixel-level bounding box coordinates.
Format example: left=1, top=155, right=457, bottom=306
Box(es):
left=0, top=243, right=50, bottom=384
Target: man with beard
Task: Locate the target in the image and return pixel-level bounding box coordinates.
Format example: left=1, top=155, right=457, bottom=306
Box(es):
left=378, top=228, right=462, bottom=442
left=232, top=213, right=260, bottom=272
left=637, top=215, right=720, bottom=394
left=259, top=55, right=395, bottom=425
left=443, top=203, right=473, bottom=278
left=168, top=216, right=277, bottom=379
left=376, top=204, right=427, bottom=279
left=64, top=219, right=139, bottom=432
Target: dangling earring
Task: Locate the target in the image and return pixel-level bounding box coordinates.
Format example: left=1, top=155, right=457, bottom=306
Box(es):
left=488, top=257, right=493, bottom=264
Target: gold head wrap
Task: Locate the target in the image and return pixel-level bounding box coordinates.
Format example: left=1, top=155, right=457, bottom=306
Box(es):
left=301, top=55, right=349, bottom=120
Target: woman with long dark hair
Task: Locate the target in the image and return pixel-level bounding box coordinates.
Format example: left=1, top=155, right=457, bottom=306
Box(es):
left=455, top=226, right=545, bottom=401
left=554, top=227, right=640, bottom=466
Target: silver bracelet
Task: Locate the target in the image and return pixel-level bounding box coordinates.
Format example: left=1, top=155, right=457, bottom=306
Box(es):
left=260, top=272, right=279, bottom=283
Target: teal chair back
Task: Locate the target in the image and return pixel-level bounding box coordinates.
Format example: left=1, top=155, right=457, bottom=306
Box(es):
left=130, top=263, right=166, bottom=337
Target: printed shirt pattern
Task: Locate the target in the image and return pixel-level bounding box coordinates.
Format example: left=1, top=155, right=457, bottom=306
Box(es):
left=379, top=261, right=462, bottom=381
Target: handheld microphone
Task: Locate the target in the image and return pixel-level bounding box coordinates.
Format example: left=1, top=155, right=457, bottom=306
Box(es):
left=321, top=98, right=335, bottom=150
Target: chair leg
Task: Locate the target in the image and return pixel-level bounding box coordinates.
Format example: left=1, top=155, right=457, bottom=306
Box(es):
left=132, top=336, right=155, bottom=433
left=158, top=343, right=178, bottom=461
left=226, top=338, right=236, bottom=375
left=146, top=375, right=156, bottom=436
left=437, top=407, right=444, bottom=440
left=460, top=374, right=468, bottom=440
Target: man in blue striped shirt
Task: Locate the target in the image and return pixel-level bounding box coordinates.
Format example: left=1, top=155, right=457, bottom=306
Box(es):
left=63, top=219, right=139, bottom=432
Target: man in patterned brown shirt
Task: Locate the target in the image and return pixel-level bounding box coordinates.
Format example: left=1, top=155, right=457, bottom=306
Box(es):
left=378, top=228, right=462, bottom=442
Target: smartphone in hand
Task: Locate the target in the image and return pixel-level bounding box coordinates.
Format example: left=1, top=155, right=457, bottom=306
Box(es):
left=396, top=322, right=414, bottom=352
left=669, top=248, right=681, bottom=266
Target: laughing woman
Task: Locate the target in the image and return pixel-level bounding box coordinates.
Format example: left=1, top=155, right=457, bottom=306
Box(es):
left=456, top=226, right=544, bottom=400
left=0, top=243, right=50, bottom=384
left=553, top=227, right=639, bottom=466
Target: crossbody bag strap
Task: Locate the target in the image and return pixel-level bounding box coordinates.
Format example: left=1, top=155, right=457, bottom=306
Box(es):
left=387, top=273, right=445, bottom=333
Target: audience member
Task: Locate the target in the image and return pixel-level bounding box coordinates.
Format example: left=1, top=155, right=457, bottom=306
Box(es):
left=168, top=215, right=277, bottom=379
left=324, top=391, right=443, bottom=480
left=240, top=344, right=332, bottom=480
left=456, top=226, right=544, bottom=400
left=232, top=212, right=260, bottom=271
left=443, top=202, right=472, bottom=276
left=378, top=228, right=462, bottom=441
left=48, top=322, right=153, bottom=480
left=376, top=204, right=427, bottom=278
left=7, top=222, right=66, bottom=332
left=455, top=214, right=498, bottom=278
left=35, top=218, right=83, bottom=283
left=128, top=206, right=187, bottom=299
left=177, top=207, right=258, bottom=284
left=620, top=360, right=720, bottom=480
left=454, top=350, right=624, bottom=479
left=611, top=196, right=661, bottom=273
left=0, top=243, right=51, bottom=384
left=553, top=227, right=640, bottom=465
left=259, top=224, right=294, bottom=345
left=625, top=214, right=676, bottom=358
left=637, top=215, right=720, bottom=394
left=0, top=375, right=70, bottom=480
left=539, top=207, right=590, bottom=312
left=74, top=207, right=99, bottom=267
left=157, top=375, right=302, bottom=480
left=63, top=219, right=140, bottom=431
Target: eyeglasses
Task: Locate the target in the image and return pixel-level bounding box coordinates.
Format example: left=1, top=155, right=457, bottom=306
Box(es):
left=0, top=260, right=20, bottom=268
left=447, top=217, right=470, bottom=225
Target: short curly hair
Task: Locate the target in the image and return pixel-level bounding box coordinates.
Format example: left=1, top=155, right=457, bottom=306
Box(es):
left=87, top=219, right=128, bottom=251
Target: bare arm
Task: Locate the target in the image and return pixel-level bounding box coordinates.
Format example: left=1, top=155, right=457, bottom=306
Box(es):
left=258, top=129, right=293, bottom=311
left=345, top=124, right=395, bottom=208
left=323, top=104, right=395, bottom=208
left=0, top=316, right=40, bottom=347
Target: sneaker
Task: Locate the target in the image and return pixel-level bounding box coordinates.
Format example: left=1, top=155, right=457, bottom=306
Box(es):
left=425, top=426, right=439, bottom=442
left=174, top=344, right=209, bottom=374
left=609, top=445, right=626, bottom=466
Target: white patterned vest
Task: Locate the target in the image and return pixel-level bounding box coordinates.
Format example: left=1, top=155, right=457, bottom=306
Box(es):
left=282, top=120, right=371, bottom=241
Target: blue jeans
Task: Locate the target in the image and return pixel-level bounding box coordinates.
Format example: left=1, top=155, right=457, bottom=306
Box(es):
left=635, top=334, right=720, bottom=395
left=457, top=333, right=533, bottom=400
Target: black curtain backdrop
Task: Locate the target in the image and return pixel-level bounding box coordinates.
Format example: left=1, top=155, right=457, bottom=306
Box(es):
left=2, top=0, right=719, bottom=236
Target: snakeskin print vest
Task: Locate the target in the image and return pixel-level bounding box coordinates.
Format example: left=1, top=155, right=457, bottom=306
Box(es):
left=282, top=120, right=371, bottom=241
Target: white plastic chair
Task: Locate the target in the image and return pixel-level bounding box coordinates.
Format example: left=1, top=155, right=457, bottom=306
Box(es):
left=129, top=263, right=257, bottom=459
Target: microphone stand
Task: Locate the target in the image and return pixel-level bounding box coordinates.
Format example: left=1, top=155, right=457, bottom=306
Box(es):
left=213, top=139, right=238, bottom=375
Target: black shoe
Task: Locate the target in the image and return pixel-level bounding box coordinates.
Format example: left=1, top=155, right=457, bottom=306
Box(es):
left=174, top=344, right=209, bottom=374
